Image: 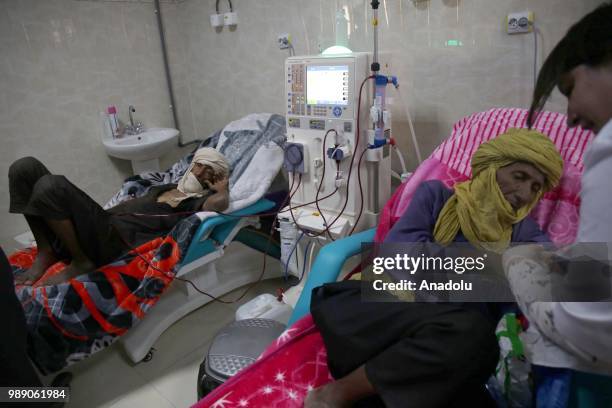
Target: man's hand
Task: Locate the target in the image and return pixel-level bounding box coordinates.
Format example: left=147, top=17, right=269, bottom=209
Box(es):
left=201, top=175, right=230, bottom=212
left=205, top=176, right=229, bottom=192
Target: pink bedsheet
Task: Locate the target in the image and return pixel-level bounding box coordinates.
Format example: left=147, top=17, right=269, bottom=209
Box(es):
left=199, top=315, right=324, bottom=407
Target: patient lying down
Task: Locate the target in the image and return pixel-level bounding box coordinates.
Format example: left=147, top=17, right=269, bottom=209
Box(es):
left=8, top=147, right=230, bottom=287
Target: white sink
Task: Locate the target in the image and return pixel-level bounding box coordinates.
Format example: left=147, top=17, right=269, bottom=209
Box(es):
left=103, top=128, right=179, bottom=173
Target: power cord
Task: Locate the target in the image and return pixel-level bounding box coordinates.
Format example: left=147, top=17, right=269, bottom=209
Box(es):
left=533, top=22, right=539, bottom=90
left=314, top=129, right=338, bottom=240
left=215, top=0, right=233, bottom=13
left=283, top=231, right=305, bottom=281
left=350, top=147, right=369, bottom=235
left=322, top=75, right=375, bottom=236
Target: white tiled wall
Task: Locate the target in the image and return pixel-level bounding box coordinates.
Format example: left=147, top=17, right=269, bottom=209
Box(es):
left=0, top=0, right=190, bottom=250
left=0, top=0, right=602, bottom=250
left=168, top=0, right=601, bottom=168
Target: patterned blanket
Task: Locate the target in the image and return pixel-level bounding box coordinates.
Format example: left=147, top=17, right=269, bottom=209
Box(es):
left=12, top=216, right=200, bottom=374
left=11, top=114, right=286, bottom=374
left=195, top=108, right=594, bottom=407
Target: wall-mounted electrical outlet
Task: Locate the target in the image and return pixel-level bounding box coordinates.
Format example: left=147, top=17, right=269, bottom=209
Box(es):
left=277, top=33, right=291, bottom=49
left=210, top=14, right=223, bottom=28
left=507, top=11, right=534, bottom=34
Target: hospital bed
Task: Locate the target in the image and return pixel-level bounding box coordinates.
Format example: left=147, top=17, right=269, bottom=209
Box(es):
left=196, top=108, right=612, bottom=408
left=10, top=113, right=287, bottom=374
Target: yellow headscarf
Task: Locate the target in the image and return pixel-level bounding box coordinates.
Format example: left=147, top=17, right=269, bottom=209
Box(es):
left=433, top=128, right=563, bottom=253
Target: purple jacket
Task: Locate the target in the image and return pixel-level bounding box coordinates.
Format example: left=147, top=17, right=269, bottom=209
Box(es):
left=382, top=180, right=549, bottom=321
left=385, top=180, right=549, bottom=244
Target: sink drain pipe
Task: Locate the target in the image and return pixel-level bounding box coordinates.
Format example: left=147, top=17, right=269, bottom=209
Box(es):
left=154, top=0, right=201, bottom=148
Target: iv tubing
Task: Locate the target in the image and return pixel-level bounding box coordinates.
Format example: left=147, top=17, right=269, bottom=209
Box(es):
left=393, top=144, right=408, bottom=174
left=395, top=87, right=424, bottom=164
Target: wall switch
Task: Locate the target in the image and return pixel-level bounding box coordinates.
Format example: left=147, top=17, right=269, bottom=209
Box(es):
left=507, top=11, right=534, bottom=34
left=278, top=33, right=291, bottom=49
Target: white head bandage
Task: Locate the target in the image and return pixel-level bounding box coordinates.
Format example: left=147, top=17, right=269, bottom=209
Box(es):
left=160, top=147, right=230, bottom=208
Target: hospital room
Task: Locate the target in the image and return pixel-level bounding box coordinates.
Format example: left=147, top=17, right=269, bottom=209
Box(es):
left=2, top=0, right=612, bottom=407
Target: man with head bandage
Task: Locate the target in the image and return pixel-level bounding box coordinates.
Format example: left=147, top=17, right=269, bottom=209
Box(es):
left=8, top=147, right=230, bottom=286
left=305, top=129, right=563, bottom=408
left=158, top=147, right=230, bottom=209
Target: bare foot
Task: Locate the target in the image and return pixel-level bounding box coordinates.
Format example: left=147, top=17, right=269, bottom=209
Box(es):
left=304, top=384, right=350, bottom=408
left=36, top=258, right=96, bottom=287
left=15, top=250, right=58, bottom=285
left=304, top=366, right=375, bottom=408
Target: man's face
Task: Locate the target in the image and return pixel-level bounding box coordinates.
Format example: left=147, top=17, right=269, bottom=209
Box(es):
left=496, top=162, right=546, bottom=210
left=558, top=62, right=612, bottom=134
left=191, top=163, right=216, bottom=187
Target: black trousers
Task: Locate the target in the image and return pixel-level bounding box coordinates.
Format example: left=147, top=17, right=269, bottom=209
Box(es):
left=0, top=246, right=41, bottom=388
left=8, top=157, right=126, bottom=267
left=311, top=281, right=499, bottom=408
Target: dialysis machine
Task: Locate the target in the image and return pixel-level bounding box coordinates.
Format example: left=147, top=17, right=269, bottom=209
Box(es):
left=281, top=52, right=391, bottom=251
left=198, top=3, right=400, bottom=397
left=198, top=53, right=398, bottom=399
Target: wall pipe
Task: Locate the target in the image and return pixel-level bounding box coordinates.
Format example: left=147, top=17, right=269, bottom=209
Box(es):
left=154, top=0, right=201, bottom=147
left=370, top=0, right=381, bottom=213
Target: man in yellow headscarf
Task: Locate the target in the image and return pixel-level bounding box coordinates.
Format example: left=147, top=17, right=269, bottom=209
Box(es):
left=434, top=128, right=563, bottom=252
left=306, top=128, right=563, bottom=408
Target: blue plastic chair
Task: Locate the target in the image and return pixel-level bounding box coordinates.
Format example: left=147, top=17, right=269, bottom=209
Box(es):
left=182, top=198, right=277, bottom=265
left=288, top=228, right=376, bottom=325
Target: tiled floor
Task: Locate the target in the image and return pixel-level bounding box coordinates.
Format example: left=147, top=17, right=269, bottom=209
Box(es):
left=60, top=243, right=288, bottom=408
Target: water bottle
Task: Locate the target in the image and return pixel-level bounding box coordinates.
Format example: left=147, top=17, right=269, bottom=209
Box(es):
left=107, top=105, right=120, bottom=137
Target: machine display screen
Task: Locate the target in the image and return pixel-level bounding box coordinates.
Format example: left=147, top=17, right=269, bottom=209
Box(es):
left=306, top=65, right=349, bottom=106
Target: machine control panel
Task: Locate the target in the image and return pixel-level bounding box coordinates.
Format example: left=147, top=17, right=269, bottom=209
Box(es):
left=286, top=59, right=353, bottom=122
left=287, top=63, right=306, bottom=116
left=309, top=119, right=326, bottom=130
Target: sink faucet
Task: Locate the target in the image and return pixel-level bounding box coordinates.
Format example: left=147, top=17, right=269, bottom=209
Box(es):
left=129, top=105, right=136, bottom=127
left=124, top=105, right=144, bottom=136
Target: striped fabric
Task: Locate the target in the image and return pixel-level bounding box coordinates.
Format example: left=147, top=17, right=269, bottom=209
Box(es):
left=375, top=108, right=594, bottom=245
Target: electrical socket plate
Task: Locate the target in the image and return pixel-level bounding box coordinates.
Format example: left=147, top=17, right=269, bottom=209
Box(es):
left=278, top=33, right=291, bottom=49
left=507, top=11, right=534, bottom=34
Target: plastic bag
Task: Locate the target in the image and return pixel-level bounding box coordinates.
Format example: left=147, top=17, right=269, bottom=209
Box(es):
left=488, top=313, right=533, bottom=408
